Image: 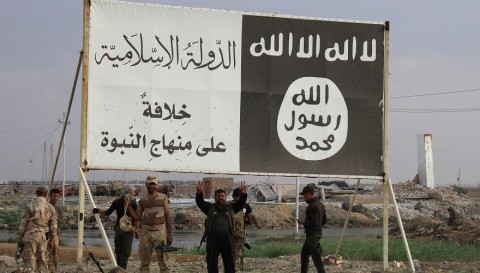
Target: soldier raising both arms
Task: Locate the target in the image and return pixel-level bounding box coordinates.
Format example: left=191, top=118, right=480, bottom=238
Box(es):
left=196, top=181, right=248, bottom=273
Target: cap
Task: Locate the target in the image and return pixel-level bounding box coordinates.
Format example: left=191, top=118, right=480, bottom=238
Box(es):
left=146, top=175, right=158, bottom=184
left=36, top=186, right=48, bottom=192
left=299, top=185, right=315, bottom=195
left=122, top=184, right=135, bottom=195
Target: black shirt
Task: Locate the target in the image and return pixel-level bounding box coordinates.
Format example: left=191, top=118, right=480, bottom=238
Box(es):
left=105, top=196, right=137, bottom=226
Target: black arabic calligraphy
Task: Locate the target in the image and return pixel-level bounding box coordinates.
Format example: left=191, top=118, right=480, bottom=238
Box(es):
left=295, top=135, right=334, bottom=152
left=250, top=32, right=376, bottom=62
left=95, top=34, right=237, bottom=70
left=142, top=101, right=191, bottom=120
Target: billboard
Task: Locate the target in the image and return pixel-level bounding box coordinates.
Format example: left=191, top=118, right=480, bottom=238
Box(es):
left=83, top=0, right=387, bottom=178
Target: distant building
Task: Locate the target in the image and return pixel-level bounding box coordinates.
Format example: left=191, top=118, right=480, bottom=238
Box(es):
left=173, top=183, right=197, bottom=197
left=202, top=177, right=234, bottom=197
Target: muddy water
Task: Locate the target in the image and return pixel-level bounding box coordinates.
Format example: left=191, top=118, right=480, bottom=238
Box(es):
left=0, top=227, right=382, bottom=251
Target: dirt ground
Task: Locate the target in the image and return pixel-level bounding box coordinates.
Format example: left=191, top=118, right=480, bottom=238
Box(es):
left=1, top=243, right=480, bottom=273
left=2, top=242, right=480, bottom=273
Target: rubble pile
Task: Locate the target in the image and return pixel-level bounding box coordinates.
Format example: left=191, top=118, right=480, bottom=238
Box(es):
left=370, top=182, right=480, bottom=244
left=1, top=180, right=479, bottom=246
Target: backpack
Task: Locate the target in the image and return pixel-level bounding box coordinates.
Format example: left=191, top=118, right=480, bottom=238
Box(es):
left=119, top=200, right=136, bottom=233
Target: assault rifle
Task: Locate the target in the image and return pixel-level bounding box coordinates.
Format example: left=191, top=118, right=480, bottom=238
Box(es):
left=197, top=232, right=207, bottom=250
left=83, top=242, right=105, bottom=273
left=15, top=240, right=24, bottom=261
left=154, top=242, right=184, bottom=252
left=240, top=242, right=252, bottom=271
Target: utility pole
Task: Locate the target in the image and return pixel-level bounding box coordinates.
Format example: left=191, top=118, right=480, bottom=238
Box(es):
left=457, top=169, right=461, bottom=187
left=42, top=142, right=48, bottom=182
left=58, top=113, right=70, bottom=206
left=28, top=159, right=33, bottom=184
left=49, top=144, right=54, bottom=180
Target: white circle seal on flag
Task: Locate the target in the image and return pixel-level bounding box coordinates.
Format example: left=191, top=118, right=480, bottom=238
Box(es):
left=277, top=77, right=348, bottom=161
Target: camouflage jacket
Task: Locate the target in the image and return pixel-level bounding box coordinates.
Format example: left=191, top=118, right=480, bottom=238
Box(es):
left=18, top=196, right=57, bottom=240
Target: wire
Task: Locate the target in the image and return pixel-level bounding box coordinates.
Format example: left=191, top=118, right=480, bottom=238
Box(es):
left=391, top=88, right=480, bottom=99
left=390, top=88, right=480, bottom=113
left=0, top=125, right=62, bottom=148
left=0, top=124, right=60, bottom=134
left=390, top=107, right=480, bottom=113
left=0, top=126, right=61, bottom=170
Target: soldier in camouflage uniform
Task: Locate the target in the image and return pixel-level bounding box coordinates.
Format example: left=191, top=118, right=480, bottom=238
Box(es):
left=134, top=176, right=172, bottom=273
left=18, top=186, right=57, bottom=273
left=47, top=188, right=61, bottom=273
left=231, top=188, right=253, bottom=271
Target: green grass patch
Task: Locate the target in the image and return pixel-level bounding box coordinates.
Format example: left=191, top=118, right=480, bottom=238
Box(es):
left=0, top=210, right=23, bottom=229
left=330, top=238, right=480, bottom=262
left=181, top=237, right=480, bottom=262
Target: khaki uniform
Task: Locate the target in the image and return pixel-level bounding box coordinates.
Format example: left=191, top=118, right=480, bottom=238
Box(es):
left=233, top=202, right=252, bottom=271
left=234, top=208, right=246, bottom=269
left=47, top=205, right=60, bottom=273
left=18, top=196, right=57, bottom=273
left=138, top=192, right=170, bottom=273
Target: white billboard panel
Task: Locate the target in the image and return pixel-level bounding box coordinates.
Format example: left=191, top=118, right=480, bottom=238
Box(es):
left=84, top=0, right=386, bottom=177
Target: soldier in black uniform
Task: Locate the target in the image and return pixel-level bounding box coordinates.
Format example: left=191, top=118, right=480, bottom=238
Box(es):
left=297, top=185, right=327, bottom=273
left=93, top=185, right=137, bottom=269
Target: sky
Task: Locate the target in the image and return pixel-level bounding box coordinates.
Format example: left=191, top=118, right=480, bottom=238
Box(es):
left=1, top=0, right=479, bottom=186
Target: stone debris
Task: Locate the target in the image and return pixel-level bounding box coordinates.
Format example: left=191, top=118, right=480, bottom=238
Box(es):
left=391, top=260, right=405, bottom=268
left=324, top=254, right=343, bottom=266
left=0, top=255, right=16, bottom=267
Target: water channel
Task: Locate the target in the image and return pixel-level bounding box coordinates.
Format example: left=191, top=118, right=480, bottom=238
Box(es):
left=1, top=227, right=382, bottom=251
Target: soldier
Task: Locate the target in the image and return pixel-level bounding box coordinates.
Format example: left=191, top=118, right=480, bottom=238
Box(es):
left=134, top=176, right=173, bottom=273
left=93, top=184, right=138, bottom=269
left=196, top=181, right=248, bottom=273
left=18, top=186, right=57, bottom=273
left=47, top=188, right=61, bottom=273
left=231, top=188, right=253, bottom=271
left=297, top=185, right=327, bottom=273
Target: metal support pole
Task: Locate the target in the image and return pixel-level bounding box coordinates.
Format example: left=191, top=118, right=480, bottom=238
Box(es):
left=295, top=177, right=300, bottom=234
left=383, top=176, right=389, bottom=269
left=76, top=169, right=85, bottom=270
left=335, top=178, right=361, bottom=257
left=78, top=167, right=117, bottom=267
left=388, top=179, right=415, bottom=272
left=382, top=21, right=391, bottom=270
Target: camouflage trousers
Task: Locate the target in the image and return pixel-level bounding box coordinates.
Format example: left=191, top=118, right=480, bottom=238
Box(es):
left=139, top=229, right=170, bottom=273
left=234, top=235, right=246, bottom=270
left=21, top=233, right=48, bottom=273
left=47, top=236, right=59, bottom=273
